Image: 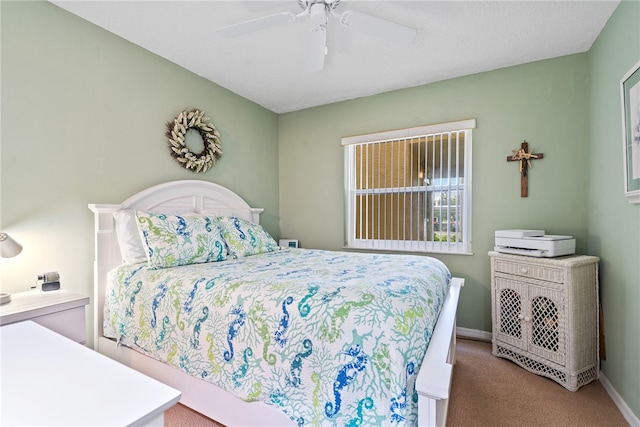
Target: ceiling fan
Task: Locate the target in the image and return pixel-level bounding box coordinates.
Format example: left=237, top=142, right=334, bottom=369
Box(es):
left=217, top=0, right=417, bottom=72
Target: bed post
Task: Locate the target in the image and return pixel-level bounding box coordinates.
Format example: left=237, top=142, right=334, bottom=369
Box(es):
left=88, top=203, right=122, bottom=351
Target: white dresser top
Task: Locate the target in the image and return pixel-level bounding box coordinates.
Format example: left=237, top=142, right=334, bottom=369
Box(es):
left=0, top=321, right=181, bottom=426
left=0, top=289, right=89, bottom=325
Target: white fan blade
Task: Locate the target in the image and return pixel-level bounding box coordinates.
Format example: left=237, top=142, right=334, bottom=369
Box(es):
left=217, top=12, right=296, bottom=38
left=306, top=25, right=327, bottom=72
left=340, top=10, right=416, bottom=44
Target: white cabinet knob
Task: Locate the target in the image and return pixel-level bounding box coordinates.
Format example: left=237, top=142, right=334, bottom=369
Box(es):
left=524, top=316, right=532, bottom=322
left=520, top=268, right=528, bottom=274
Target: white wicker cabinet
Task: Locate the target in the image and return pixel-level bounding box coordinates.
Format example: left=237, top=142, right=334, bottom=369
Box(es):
left=489, top=251, right=599, bottom=391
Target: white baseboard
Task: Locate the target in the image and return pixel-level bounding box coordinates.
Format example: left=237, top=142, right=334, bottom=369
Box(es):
left=456, top=326, right=492, bottom=342
left=456, top=328, right=639, bottom=426
left=599, top=373, right=640, bottom=427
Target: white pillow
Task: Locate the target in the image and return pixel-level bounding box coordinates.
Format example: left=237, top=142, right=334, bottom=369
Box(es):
left=114, top=210, right=147, bottom=264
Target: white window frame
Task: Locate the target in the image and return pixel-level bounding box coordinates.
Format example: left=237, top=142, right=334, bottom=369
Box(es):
left=342, top=119, right=475, bottom=255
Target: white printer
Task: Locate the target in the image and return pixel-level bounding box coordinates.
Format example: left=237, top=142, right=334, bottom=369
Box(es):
left=494, top=229, right=576, bottom=257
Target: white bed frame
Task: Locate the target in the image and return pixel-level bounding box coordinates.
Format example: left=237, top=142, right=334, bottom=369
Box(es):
left=89, top=179, right=463, bottom=427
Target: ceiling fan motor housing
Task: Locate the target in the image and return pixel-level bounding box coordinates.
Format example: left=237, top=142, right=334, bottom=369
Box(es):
left=300, top=0, right=341, bottom=9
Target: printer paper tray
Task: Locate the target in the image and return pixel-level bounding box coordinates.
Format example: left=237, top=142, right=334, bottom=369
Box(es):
left=494, top=246, right=575, bottom=258
left=494, top=246, right=546, bottom=257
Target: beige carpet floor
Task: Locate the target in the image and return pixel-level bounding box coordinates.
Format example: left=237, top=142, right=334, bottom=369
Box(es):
left=165, top=403, right=223, bottom=427
left=165, top=338, right=628, bottom=426
left=447, top=339, right=628, bottom=427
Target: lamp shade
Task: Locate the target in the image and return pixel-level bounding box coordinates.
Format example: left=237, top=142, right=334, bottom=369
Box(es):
left=0, top=232, right=23, bottom=258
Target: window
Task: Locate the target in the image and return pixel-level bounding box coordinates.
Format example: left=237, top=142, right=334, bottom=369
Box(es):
left=343, top=119, right=475, bottom=254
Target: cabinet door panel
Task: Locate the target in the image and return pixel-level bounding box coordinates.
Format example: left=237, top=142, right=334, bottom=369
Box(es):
left=529, top=286, right=565, bottom=365
left=495, top=278, right=527, bottom=350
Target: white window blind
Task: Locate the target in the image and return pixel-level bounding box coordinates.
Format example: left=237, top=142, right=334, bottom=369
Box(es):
left=343, top=119, right=475, bottom=254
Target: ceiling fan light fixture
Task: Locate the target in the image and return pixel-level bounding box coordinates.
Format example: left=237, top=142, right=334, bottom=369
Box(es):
left=309, top=3, right=327, bottom=25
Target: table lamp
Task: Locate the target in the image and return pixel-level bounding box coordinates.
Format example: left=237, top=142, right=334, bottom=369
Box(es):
left=0, top=232, right=22, bottom=258
left=0, top=232, right=23, bottom=304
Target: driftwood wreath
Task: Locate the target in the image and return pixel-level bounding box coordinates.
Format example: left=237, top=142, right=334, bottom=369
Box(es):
left=166, top=109, right=222, bottom=173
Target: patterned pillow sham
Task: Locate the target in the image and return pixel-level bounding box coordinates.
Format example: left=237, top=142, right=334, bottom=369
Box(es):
left=114, top=208, right=196, bottom=265
left=216, top=216, right=279, bottom=258
left=135, top=211, right=227, bottom=269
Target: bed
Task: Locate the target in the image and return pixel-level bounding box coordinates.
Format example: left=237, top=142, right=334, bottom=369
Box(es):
left=89, top=179, right=463, bottom=427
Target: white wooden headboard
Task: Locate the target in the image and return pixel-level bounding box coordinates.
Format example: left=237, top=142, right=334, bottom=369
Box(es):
left=88, top=180, right=263, bottom=349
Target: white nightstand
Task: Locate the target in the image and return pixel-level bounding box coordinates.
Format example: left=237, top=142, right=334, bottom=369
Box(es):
left=0, top=289, right=89, bottom=344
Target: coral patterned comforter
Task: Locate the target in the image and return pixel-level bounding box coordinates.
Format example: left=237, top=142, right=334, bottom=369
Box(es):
left=104, top=248, right=451, bottom=426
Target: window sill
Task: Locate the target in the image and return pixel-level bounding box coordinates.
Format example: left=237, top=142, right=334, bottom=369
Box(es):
left=342, top=245, right=474, bottom=256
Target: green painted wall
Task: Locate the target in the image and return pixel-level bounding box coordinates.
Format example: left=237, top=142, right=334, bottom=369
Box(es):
left=0, top=1, right=279, bottom=345
left=588, top=0, right=640, bottom=418
left=280, top=54, right=591, bottom=333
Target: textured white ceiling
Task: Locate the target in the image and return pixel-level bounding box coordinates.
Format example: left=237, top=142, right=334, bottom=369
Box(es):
left=49, top=1, right=619, bottom=114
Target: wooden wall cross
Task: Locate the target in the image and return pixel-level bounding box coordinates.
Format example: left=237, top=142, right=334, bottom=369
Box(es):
left=507, top=141, right=544, bottom=197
